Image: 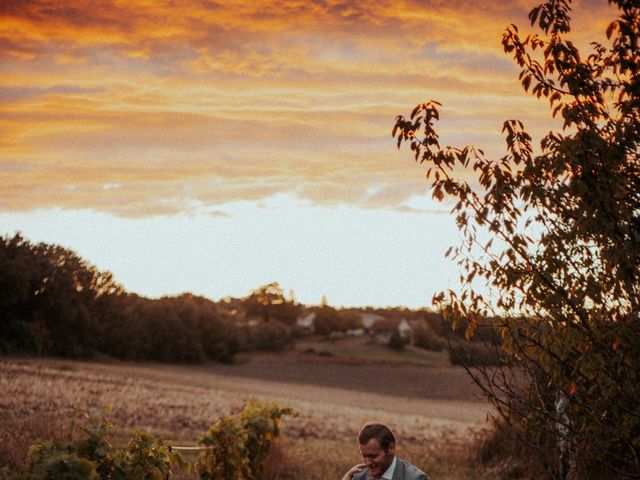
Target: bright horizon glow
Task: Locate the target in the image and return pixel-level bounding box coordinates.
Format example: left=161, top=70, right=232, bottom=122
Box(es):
left=0, top=196, right=462, bottom=308
left=0, top=0, right=614, bottom=308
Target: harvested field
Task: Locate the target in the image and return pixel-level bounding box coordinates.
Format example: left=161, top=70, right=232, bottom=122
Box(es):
left=1, top=355, right=493, bottom=478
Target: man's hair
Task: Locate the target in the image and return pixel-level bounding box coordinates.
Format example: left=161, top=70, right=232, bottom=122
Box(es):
left=358, top=423, right=396, bottom=451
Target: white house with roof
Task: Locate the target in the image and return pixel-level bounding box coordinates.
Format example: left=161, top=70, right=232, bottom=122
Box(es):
left=370, top=317, right=414, bottom=345
left=360, top=313, right=386, bottom=329
left=296, top=311, right=316, bottom=331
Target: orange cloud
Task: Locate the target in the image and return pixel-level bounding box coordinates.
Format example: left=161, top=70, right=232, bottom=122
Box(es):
left=0, top=0, right=613, bottom=216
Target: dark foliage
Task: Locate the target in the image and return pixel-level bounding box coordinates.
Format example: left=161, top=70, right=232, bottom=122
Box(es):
left=387, top=330, right=407, bottom=351
left=243, top=320, right=294, bottom=352
left=313, top=306, right=362, bottom=336
left=394, top=0, right=639, bottom=478
left=0, top=233, right=120, bottom=357
left=244, top=282, right=302, bottom=325
left=0, top=233, right=240, bottom=363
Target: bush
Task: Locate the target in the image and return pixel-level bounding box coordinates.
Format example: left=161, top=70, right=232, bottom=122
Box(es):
left=239, top=399, right=292, bottom=479
left=197, top=415, right=249, bottom=480
left=197, top=398, right=292, bottom=480
left=412, top=320, right=447, bottom=351
left=110, top=432, right=178, bottom=480
left=313, top=307, right=341, bottom=336
left=13, top=409, right=181, bottom=480
left=388, top=331, right=407, bottom=351
left=19, top=442, right=100, bottom=480
left=313, top=307, right=362, bottom=337
left=11, top=399, right=291, bottom=480
left=474, top=419, right=540, bottom=480
left=245, top=321, right=293, bottom=352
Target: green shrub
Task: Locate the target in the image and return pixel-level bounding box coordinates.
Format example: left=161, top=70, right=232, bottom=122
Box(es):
left=197, top=415, right=250, bottom=480
left=12, top=400, right=292, bottom=480
left=246, top=321, right=293, bottom=352
left=13, top=409, right=182, bottom=480
left=313, top=307, right=361, bottom=337
left=110, top=432, right=179, bottom=480
left=412, top=320, right=447, bottom=351
left=240, top=398, right=292, bottom=479
left=18, top=441, right=100, bottom=480
left=388, top=331, right=407, bottom=351
left=197, top=398, right=292, bottom=480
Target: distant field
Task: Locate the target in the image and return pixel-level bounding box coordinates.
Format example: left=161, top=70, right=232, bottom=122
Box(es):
left=294, top=335, right=451, bottom=366
left=1, top=354, right=492, bottom=479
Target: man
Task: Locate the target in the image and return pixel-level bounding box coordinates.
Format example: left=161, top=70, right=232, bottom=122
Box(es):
left=341, top=422, right=429, bottom=480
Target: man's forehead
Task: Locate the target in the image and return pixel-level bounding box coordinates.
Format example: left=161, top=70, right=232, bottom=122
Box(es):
left=359, top=438, right=384, bottom=451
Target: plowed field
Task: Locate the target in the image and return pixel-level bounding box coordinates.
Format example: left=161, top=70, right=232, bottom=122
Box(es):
left=2, top=354, right=489, bottom=446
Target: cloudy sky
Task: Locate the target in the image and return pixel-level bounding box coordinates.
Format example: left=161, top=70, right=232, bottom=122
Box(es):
left=0, top=0, right=612, bottom=307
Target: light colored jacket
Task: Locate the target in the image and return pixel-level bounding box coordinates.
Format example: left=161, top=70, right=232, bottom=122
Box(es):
left=352, top=458, right=429, bottom=480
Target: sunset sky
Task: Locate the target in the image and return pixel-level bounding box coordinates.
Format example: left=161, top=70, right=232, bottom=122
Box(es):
left=0, top=0, right=613, bottom=307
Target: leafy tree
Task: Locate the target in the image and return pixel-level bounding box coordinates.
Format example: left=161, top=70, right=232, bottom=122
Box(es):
left=313, top=307, right=362, bottom=336
left=338, top=309, right=363, bottom=331
left=244, top=320, right=293, bottom=352
left=0, top=234, right=121, bottom=357
left=393, top=1, right=639, bottom=478
left=412, top=319, right=447, bottom=351
left=98, top=293, right=240, bottom=363
left=0, top=233, right=240, bottom=363
left=244, top=282, right=302, bottom=325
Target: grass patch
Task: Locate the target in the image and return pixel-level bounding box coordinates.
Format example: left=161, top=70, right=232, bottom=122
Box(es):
left=264, top=435, right=491, bottom=480
left=0, top=411, right=73, bottom=472
left=295, top=335, right=450, bottom=366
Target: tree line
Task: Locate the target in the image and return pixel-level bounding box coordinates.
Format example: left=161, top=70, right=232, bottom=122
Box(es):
left=0, top=233, right=291, bottom=362
left=1, top=233, right=498, bottom=364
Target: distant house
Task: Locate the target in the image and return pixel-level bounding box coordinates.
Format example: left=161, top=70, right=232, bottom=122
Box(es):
left=296, top=311, right=316, bottom=331
left=398, top=318, right=413, bottom=343
left=371, top=318, right=396, bottom=344
left=360, top=313, right=386, bottom=330
left=370, top=318, right=414, bottom=345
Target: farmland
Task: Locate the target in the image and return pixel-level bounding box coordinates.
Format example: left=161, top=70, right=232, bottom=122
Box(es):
left=1, top=353, right=492, bottom=479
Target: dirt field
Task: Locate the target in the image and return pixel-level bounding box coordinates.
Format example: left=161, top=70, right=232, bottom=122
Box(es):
left=1, top=353, right=489, bottom=449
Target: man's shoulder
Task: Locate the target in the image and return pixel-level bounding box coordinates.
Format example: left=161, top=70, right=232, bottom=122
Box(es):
left=396, top=458, right=429, bottom=480
left=351, top=459, right=429, bottom=480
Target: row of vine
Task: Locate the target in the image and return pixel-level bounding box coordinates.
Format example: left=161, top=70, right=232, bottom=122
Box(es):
left=8, top=398, right=292, bottom=480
